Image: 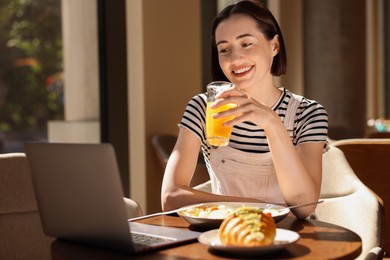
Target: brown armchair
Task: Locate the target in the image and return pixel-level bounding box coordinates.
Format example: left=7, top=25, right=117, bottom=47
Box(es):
left=316, top=145, right=386, bottom=260
left=331, top=138, right=390, bottom=255
left=0, top=153, right=54, bottom=259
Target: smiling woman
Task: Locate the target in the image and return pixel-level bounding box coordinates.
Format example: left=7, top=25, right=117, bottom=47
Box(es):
left=161, top=0, right=328, bottom=220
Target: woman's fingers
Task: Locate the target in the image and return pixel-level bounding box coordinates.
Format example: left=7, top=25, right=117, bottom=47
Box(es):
left=211, top=93, right=251, bottom=109
left=215, top=85, right=246, bottom=99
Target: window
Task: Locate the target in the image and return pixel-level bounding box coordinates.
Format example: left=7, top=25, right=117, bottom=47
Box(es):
left=0, top=0, right=63, bottom=152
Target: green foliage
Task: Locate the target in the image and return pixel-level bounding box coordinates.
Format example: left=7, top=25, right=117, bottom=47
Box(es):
left=0, top=0, right=63, bottom=132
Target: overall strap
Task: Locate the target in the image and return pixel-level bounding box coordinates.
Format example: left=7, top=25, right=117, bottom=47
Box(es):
left=284, top=93, right=303, bottom=133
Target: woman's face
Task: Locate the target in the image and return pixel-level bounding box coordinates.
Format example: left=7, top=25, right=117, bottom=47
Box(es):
left=215, top=14, right=278, bottom=90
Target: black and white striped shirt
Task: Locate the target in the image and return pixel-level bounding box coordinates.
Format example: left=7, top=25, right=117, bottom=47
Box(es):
left=179, top=88, right=328, bottom=160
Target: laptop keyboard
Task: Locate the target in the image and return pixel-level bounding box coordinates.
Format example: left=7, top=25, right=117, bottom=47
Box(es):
left=131, top=232, right=176, bottom=250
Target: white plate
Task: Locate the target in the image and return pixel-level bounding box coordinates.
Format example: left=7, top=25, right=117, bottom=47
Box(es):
left=178, top=202, right=290, bottom=228
left=198, top=228, right=300, bottom=255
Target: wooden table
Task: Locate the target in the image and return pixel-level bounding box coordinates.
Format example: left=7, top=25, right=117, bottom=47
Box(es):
left=50, top=214, right=362, bottom=259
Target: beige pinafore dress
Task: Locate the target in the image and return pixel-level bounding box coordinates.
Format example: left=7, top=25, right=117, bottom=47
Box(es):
left=207, top=93, right=303, bottom=205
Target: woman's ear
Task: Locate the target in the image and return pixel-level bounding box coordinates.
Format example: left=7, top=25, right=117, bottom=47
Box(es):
left=272, top=35, right=280, bottom=55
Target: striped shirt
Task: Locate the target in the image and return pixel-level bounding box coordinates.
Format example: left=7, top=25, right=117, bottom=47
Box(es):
left=179, top=88, right=328, bottom=161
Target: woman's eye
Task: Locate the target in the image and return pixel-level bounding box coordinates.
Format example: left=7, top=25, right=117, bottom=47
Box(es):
left=242, top=43, right=252, bottom=48
left=219, top=48, right=229, bottom=54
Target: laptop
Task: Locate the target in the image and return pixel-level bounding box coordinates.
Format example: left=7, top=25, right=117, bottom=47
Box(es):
left=24, top=142, right=201, bottom=253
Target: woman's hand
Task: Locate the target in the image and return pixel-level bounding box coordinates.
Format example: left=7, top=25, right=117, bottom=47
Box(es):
left=211, top=86, right=278, bottom=130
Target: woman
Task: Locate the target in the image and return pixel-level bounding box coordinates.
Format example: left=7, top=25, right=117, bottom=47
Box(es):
left=161, top=0, right=328, bottom=219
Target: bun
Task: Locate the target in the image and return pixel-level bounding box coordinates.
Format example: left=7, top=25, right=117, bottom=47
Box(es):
left=219, top=206, right=276, bottom=246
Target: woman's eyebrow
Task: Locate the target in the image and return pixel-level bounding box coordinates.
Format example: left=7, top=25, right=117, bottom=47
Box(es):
left=216, top=33, right=255, bottom=46
left=237, top=33, right=254, bottom=40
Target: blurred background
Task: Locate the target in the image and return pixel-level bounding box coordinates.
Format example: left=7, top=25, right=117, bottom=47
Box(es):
left=0, top=0, right=388, bottom=213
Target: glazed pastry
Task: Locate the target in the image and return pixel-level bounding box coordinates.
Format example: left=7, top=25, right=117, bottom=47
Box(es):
left=219, top=206, right=276, bottom=246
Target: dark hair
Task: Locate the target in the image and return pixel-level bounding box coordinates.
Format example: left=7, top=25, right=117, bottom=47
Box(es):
left=211, top=0, right=287, bottom=81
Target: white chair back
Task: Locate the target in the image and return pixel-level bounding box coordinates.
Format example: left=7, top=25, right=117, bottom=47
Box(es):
left=316, top=146, right=385, bottom=260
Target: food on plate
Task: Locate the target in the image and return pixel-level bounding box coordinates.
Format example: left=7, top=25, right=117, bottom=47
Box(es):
left=219, top=206, right=276, bottom=246
left=179, top=204, right=233, bottom=219
left=262, top=208, right=280, bottom=216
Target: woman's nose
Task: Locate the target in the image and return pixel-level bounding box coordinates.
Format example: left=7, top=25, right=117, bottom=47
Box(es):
left=230, top=48, right=242, bottom=63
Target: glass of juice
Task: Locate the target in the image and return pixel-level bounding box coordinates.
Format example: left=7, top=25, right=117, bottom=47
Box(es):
left=206, top=81, right=236, bottom=147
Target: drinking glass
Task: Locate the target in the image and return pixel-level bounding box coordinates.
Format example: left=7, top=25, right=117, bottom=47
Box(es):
left=206, top=81, right=236, bottom=147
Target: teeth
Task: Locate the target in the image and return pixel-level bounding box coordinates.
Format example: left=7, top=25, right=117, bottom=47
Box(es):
left=234, top=66, right=251, bottom=74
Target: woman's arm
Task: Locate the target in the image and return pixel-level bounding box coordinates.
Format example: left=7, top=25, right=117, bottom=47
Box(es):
left=264, top=116, right=324, bottom=219
left=161, top=127, right=261, bottom=212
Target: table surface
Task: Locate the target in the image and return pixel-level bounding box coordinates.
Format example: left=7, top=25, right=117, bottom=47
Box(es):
left=50, top=214, right=362, bottom=260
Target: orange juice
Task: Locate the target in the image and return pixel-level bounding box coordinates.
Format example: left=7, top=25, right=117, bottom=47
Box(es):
left=206, top=102, right=236, bottom=147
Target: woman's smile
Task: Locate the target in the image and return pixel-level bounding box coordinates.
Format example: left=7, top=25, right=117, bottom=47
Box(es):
left=232, top=65, right=254, bottom=77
